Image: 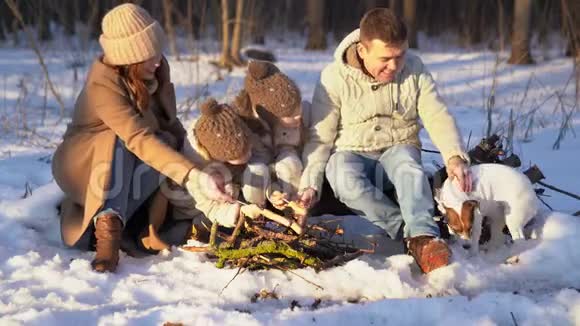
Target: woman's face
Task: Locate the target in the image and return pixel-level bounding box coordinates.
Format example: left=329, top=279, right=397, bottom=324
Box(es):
left=139, top=54, right=162, bottom=80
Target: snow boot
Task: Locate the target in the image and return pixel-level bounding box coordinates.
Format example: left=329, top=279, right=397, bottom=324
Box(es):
left=407, top=235, right=451, bottom=273
left=91, top=212, right=123, bottom=273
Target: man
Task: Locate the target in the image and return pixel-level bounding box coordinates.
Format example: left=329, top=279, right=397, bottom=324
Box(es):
left=298, top=8, right=471, bottom=273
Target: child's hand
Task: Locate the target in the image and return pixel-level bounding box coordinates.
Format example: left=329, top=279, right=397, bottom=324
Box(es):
left=240, top=204, right=262, bottom=219
left=298, top=188, right=317, bottom=209
left=268, top=190, right=288, bottom=210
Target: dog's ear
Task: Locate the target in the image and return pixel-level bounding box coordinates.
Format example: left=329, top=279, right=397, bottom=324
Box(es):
left=464, top=200, right=479, bottom=209
left=460, top=200, right=479, bottom=232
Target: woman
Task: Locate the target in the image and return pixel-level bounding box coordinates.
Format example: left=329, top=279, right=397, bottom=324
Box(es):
left=52, top=3, right=228, bottom=273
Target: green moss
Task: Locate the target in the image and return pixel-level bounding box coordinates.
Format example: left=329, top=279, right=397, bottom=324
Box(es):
left=214, top=240, right=321, bottom=269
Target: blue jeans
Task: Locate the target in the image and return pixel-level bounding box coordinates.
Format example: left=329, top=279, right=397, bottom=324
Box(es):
left=96, top=138, right=164, bottom=225
left=325, top=144, right=439, bottom=240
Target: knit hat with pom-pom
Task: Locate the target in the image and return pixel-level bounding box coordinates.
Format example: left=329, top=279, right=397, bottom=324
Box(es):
left=194, top=98, right=251, bottom=162
left=244, top=60, right=301, bottom=119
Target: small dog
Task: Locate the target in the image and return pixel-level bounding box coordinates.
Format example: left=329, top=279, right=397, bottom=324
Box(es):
left=435, top=164, right=539, bottom=253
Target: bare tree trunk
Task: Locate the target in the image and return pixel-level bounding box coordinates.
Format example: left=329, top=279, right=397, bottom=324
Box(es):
left=219, top=0, right=233, bottom=68
left=561, top=0, right=579, bottom=60
left=89, top=0, right=104, bottom=39
left=331, top=0, right=359, bottom=42
left=389, top=0, right=402, bottom=16
left=37, top=1, right=52, bottom=41
left=184, top=0, right=196, bottom=57
left=49, top=0, right=76, bottom=36
left=5, top=0, right=66, bottom=118
left=497, top=0, right=506, bottom=52
left=459, top=0, right=483, bottom=46
left=286, top=0, right=306, bottom=34
left=10, top=9, right=19, bottom=45
left=0, top=1, right=7, bottom=41
left=403, top=0, right=417, bottom=48
left=230, top=0, right=244, bottom=65
left=508, top=0, right=534, bottom=64
left=536, top=0, right=553, bottom=51
left=248, top=0, right=265, bottom=44
left=363, top=0, right=378, bottom=12
left=305, top=0, right=326, bottom=50
left=424, top=0, right=444, bottom=37
left=162, top=0, right=179, bottom=59
left=561, top=0, right=580, bottom=97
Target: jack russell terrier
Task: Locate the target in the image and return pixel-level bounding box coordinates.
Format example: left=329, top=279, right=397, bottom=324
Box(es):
left=435, top=163, right=540, bottom=253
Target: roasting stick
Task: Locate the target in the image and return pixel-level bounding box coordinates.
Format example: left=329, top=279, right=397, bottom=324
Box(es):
left=237, top=200, right=303, bottom=235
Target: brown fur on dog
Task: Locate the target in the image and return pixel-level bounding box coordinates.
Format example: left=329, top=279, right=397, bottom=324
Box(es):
left=444, top=200, right=479, bottom=239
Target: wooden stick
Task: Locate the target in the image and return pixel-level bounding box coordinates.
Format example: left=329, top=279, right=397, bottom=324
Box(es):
left=227, top=214, right=246, bottom=244
left=249, top=225, right=298, bottom=242
left=180, top=246, right=213, bottom=253
left=538, top=181, right=580, bottom=201
left=286, top=200, right=307, bottom=217
left=209, top=222, right=218, bottom=248
left=317, top=251, right=365, bottom=271
left=260, top=208, right=303, bottom=235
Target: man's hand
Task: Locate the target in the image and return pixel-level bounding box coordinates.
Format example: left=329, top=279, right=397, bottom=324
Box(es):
left=447, top=156, right=472, bottom=192
left=185, top=169, right=234, bottom=203
left=298, top=187, right=318, bottom=209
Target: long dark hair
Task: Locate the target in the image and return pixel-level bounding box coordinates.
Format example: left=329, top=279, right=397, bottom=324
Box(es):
left=119, top=63, right=150, bottom=112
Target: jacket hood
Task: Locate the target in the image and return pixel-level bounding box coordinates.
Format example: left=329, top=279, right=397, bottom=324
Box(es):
left=333, top=29, right=379, bottom=83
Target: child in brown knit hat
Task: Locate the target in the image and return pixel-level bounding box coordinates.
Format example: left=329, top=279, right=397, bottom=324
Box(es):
left=170, top=98, right=265, bottom=229
left=239, top=60, right=310, bottom=209
left=194, top=98, right=252, bottom=163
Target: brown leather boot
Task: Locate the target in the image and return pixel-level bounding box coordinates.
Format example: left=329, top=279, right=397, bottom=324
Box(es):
left=91, top=213, right=123, bottom=273
left=407, top=235, right=451, bottom=273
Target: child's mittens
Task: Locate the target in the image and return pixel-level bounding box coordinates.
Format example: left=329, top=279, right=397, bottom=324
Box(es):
left=218, top=202, right=241, bottom=227
left=268, top=189, right=289, bottom=210
left=241, top=163, right=270, bottom=206
left=240, top=204, right=262, bottom=219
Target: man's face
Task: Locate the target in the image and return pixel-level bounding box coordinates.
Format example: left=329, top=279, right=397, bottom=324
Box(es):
left=357, top=39, right=408, bottom=83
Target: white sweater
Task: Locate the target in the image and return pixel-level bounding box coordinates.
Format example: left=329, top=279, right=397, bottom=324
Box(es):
left=300, top=29, right=468, bottom=192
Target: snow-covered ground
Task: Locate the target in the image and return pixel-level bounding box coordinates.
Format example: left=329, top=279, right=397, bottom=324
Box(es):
left=0, top=34, right=579, bottom=325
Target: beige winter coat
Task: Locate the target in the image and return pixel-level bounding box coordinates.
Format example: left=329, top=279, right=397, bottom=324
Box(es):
left=52, top=56, right=194, bottom=247
left=300, top=29, right=469, bottom=192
